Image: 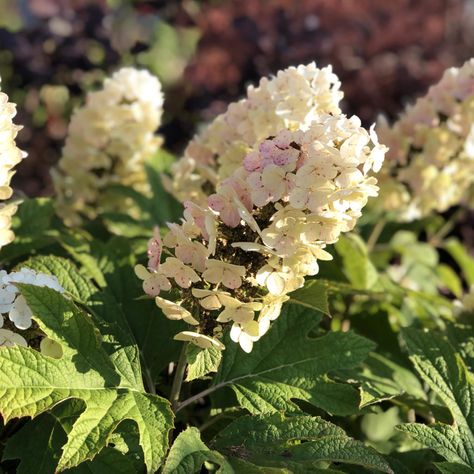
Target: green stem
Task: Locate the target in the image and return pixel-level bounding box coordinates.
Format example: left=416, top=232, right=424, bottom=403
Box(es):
left=428, top=208, right=464, bottom=247
left=170, top=342, right=188, bottom=412
left=176, top=384, right=222, bottom=413
left=143, top=365, right=156, bottom=395
left=366, top=218, right=387, bottom=252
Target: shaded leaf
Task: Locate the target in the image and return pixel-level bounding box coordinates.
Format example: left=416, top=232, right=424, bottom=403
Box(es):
left=212, top=414, right=392, bottom=473
left=398, top=329, right=474, bottom=467
left=163, top=427, right=232, bottom=474
left=288, top=280, right=330, bottom=316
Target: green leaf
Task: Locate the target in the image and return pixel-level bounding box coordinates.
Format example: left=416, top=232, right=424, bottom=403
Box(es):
left=436, top=264, right=463, bottom=298
left=59, top=235, right=183, bottom=381
left=0, top=198, right=57, bottom=262
left=361, top=407, right=401, bottom=442
left=212, top=413, right=393, bottom=473
left=21, top=255, right=96, bottom=302
left=186, top=345, right=222, bottom=382
left=288, top=279, right=330, bottom=316
left=3, top=405, right=141, bottom=474
left=21, top=255, right=142, bottom=388
left=3, top=412, right=65, bottom=473
left=335, top=234, right=378, bottom=290
left=0, top=285, right=173, bottom=472
left=209, top=305, right=375, bottom=416
left=355, top=352, right=426, bottom=407
left=145, top=150, right=183, bottom=224
left=226, top=458, right=293, bottom=473
left=59, top=230, right=107, bottom=287
left=446, top=323, right=474, bottom=373
left=398, top=328, right=474, bottom=467
left=102, top=212, right=154, bottom=238
left=444, top=238, right=474, bottom=286
left=163, top=427, right=233, bottom=474
left=435, top=462, right=474, bottom=474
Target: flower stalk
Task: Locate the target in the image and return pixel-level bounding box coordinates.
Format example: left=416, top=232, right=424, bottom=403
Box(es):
left=170, top=342, right=189, bottom=412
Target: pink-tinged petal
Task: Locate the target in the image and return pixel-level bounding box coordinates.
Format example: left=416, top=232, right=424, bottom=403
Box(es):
left=143, top=273, right=171, bottom=296
left=243, top=150, right=262, bottom=171
left=220, top=206, right=241, bottom=228
left=147, top=227, right=162, bottom=271
left=208, top=194, right=225, bottom=212
left=222, top=271, right=242, bottom=290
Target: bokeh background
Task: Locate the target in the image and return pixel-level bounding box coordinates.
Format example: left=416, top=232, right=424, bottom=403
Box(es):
left=1, top=0, right=473, bottom=197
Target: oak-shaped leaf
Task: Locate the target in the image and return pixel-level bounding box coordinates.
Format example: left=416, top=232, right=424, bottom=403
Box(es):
left=0, top=284, right=173, bottom=473
left=211, top=413, right=393, bottom=473
left=209, top=304, right=375, bottom=416
left=398, top=328, right=474, bottom=468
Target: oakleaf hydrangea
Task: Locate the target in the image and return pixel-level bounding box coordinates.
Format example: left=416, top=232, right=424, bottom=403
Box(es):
left=164, top=62, right=343, bottom=205
left=53, top=67, right=164, bottom=225
left=376, top=58, right=474, bottom=221
left=138, top=75, right=387, bottom=352
left=0, top=77, right=27, bottom=249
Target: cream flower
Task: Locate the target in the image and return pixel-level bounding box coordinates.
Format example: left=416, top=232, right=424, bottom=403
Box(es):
left=8, top=295, right=32, bottom=330
left=202, top=259, right=246, bottom=289
left=40, top=337, right=63, bottom=358
left=138, top=64, right=386, bottom=353
left=377, top=58, right=474, bottom=220
left=0, top=328, right=27, bottom=348
left=53, top=67, right=164, bottom=225
left=0, top=78, right=26, bottom=250
left=229, top=320, right=262, bottom=353
left=174, top=331, right=225, bottom=350
left=160, top=257, right=201, bottom=289
left=216, top=300, right=263, bottom=324
left=147, top=227, right=162, bottom=271
left=167, top=62, right=343, bottom=203
left=155, top=297, right=199, bottom=325
left=256, top=260, right=304, bottom=296
left=134, top=264, right=171, bottom=297
left=191, top=288, right=235, bottom=311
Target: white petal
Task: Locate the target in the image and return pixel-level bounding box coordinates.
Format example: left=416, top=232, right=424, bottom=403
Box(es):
left=9, top=295, right=33, bottom=330
left=266, top=273, right=286, bottom=296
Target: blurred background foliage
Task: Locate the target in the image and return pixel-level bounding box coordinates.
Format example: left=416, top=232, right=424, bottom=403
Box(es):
left=0, top=0, right=473, bottom=198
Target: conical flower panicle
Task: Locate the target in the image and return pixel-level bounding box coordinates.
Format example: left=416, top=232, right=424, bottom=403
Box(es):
left=376, top=58, right=474, bottom=221
left=139, top=97, right=387, bottom=352
left=0, top=77, right=26, bottom=249
left=164, top=62, right=343, bottom=205
left=53, top=67, right=164, bottom=226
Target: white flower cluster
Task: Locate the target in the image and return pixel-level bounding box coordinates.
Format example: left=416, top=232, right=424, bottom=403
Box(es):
left=53, top=67, right=164, bottom=226
left=138, top=108, right=386, bottom=352
left=377, top=59, right=474, bottom=221
left=0, top=77, right=26, bottom=250
left=164, top=62, right=343, bottom=205
left=0, top=268, right=65, bottom=349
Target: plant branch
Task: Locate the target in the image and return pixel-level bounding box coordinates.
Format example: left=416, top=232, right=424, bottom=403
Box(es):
left=170, top=342, right=188, bottom=412
left=366, top=218, right=387, bottom=252
left=176, top=383, right=226, bottom=413
left=428, top=208, right=464, bottom=247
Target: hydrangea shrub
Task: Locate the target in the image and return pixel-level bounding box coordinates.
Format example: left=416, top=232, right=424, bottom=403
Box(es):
left=0, top=60, right=473, bottom=474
